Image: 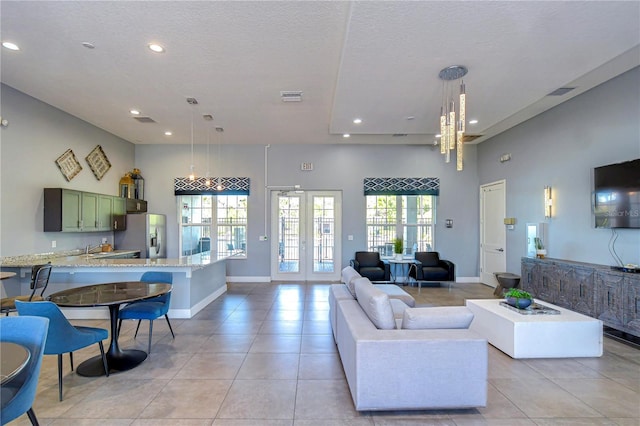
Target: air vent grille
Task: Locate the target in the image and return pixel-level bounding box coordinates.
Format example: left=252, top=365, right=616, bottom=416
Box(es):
left=280, top=91, right=303, bottom=102
left=393, top=134, right=408, bottom=137
left=133, top=116, right=156, bottom=123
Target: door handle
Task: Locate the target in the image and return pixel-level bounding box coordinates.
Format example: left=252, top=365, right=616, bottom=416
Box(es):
left=496, top=248, right=504, bottom=252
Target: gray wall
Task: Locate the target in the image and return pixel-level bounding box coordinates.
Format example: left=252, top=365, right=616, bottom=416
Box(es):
left=0, top=84, right=135, bottom=256
left=5, top=67, right=637, bottom=280
left=136, top=142, right=480, bottom=278
left=477, top=67, right=640, bottom=272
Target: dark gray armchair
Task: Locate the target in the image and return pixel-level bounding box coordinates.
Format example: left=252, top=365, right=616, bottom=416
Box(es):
left=408, top=252, right=455, bottom=286
left=350, top=251, right=391, bottom=282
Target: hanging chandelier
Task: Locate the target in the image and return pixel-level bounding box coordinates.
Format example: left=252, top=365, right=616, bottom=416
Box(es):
left=438, top=65, right=467, bottom=171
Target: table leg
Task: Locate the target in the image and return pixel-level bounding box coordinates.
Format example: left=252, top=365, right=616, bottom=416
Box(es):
left=76, top=304, right=148, bottom=377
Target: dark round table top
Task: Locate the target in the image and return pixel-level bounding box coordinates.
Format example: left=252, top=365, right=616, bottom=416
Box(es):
left=47, top=281, right=171, bottom=307
left=1, top=342, right=30, bottom=385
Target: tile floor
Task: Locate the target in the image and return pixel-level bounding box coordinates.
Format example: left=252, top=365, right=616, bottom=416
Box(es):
left=8, top=281, right=640, bottom=425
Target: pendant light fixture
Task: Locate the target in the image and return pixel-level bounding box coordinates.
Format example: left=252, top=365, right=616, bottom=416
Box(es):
left=204, top=114, right=214, bottom=187
left=186, top=97, right=198, bottom=181
left=438, top=65, right=467, bottom=171
left=215, top=126, right=224, bottom=191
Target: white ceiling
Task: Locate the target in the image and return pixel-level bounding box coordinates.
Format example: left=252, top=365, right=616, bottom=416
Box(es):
left=1, top=1, right=639, bottom=146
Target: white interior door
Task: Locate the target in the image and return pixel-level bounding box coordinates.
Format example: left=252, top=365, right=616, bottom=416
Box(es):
left=271, top=191, right=341, bottom=281
left=480, top=180, right=506, bottom=287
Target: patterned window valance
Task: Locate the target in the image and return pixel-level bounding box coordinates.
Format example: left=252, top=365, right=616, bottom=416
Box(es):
left=174, top=177, right=250, bottom=195
left=363, top=177, right=439, bottom=196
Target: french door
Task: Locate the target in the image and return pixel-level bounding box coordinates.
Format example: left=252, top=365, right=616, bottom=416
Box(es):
left=271, top=191, right=341, bottom=281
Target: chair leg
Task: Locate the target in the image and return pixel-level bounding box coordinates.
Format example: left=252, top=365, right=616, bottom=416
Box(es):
left=165, top=314, right=175, bottom=339
left=134, top=320, right=142, bottom=338
left=147, top=320, right=153, bottom=354
left=57, top=354, right=63, bottom=402
left=98, top=341, right=109, bottom=377
left=26, top=407, right=40, bottom=426
left=69, top=352, right=74, bottom=371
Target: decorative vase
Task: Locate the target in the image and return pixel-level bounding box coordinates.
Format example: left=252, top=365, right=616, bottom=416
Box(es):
left=506, top=297, right=532, bottom=309
left=536, top=249, right=547, bottom=259
left=395, top=253, right=403, bottom=260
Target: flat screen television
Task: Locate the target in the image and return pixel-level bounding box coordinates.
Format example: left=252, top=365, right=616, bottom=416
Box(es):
left=593, top=158, right=640, bottom=228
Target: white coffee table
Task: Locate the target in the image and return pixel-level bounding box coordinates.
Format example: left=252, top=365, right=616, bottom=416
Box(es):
left=466, top=299, right=603, bottom=358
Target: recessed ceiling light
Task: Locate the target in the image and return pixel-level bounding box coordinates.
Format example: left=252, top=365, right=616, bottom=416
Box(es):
left=164, top=131, right=172, bottom=136
left=353, top=118, right=362, bottom=124
left=148, top=43, right=165, bottom=53
left=469, top=119, right=478, bottom=125
left=81, top=42, right=95, bottom=49
left=130, top=109, right=141, bottom=115
left=2, top=41, right=20, bottom=51
left=406, top=116, right=415, bottom=120
left=435, top=134, right=442, bottom=138
left=343, top=134, right=351, bottom=138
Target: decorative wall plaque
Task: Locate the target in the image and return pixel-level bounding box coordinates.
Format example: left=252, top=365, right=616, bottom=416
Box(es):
left=55, top=149, right=82, bottom=181
left=86, top=145, right=111, bottom=180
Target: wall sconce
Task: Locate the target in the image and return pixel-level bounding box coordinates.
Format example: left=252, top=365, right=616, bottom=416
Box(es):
left=544, top=186, right=552, bottom=218
left=504, top=217, right=516, bottom=230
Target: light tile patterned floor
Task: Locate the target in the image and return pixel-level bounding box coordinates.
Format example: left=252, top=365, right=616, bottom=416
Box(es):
left=8, top=282, right=640, bottom=425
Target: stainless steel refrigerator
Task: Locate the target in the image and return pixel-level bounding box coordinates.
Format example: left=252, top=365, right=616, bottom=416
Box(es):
left=114, top=213, right=167, bottom=259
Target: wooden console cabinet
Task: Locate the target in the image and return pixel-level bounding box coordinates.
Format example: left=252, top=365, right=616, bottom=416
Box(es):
left=522, top=257, right=640, bottom=338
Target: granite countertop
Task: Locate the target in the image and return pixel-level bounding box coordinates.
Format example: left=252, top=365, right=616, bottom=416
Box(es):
left=0, top=251, right=227, bottom=269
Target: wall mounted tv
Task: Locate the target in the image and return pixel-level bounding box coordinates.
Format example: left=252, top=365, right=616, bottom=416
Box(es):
left=594, top=158, right=640, bottom=229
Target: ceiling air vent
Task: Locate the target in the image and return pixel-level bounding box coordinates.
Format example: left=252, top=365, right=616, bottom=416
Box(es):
left=547, top=87, right=576, bottom=96
left=393, top=134, right=408, bottom=137
left=133, top=116, right=156, bottom=123
left=280, top=91, right=303, bottom=102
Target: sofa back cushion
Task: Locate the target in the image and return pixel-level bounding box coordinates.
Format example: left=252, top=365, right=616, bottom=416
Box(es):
left=415, top=252, right=440, bottom=267
left=354, top=278, right=396, bottom=330
left=401, top=306, right=474, bottom=330
left=355, top=251, right=381, bottom=267
left=341, top=266, right=360, bottom=297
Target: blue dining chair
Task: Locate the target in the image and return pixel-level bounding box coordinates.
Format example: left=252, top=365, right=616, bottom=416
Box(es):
left=0, top=316, right=49, bottom=426
left=117, top=271, right=174, bottom=354
left=15, top=300, right=109, bottom=401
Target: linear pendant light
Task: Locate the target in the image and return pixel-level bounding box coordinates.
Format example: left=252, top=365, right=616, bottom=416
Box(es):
left=438, top=65, right=467, bottom=171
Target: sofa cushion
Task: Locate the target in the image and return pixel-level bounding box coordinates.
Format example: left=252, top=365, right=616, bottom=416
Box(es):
left=421, top=266, right=450, bottom=281
left=354, top=278, right=396, bottom=330
left=341, top=266, right=360, bottom=297
left=373, top=284, right=416, bottom=307
left=416, top=252, right=440, bottom=267
left=401, top=306, right=474, bottom=330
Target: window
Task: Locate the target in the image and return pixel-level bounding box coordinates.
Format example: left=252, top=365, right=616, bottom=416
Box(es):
left=180, top=194, right=247, bottom=258
left=365, top=195, right=435, bottom=256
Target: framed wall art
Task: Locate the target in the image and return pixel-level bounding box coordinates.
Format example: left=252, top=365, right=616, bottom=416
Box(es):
left=86, top=145, right=111, bottom=180
left=55, top=149, right=82, bottom=181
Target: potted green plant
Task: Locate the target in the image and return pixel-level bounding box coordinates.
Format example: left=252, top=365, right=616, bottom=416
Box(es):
left=393, top=237, right=404, bottom=260
left=534, top=237, right=547, bottom=259
left=504, top=288, right=533, bottom=309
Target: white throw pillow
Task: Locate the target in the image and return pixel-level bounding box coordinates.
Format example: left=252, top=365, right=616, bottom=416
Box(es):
left=354, top=278, right=396, bottom=330
left=401, top=306, right=474, bottom=330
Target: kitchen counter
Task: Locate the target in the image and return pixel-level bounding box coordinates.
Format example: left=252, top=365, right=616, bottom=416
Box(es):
left=0, top=251, right=223, bottom=269
left=0, top=251, right=230, bottom=319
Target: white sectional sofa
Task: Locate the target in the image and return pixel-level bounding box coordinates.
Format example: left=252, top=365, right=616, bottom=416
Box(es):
left=329, top=267, right=488, bottom=411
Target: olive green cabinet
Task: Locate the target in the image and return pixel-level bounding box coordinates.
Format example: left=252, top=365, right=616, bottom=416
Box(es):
left=44, top=188, right=127, bottom=232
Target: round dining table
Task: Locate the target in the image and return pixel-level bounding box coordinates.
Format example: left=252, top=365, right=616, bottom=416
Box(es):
left=0, top=342, right=31, bottom=385
left=47, top=281, right=171, bottom=377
